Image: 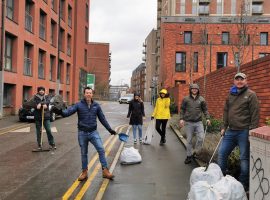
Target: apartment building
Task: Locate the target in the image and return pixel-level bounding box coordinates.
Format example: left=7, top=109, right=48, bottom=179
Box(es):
left=88, top=42, right=111, bottom=100
left=158, top=0, right=270, bottom=89
left=0, top=0, right=90, bottom=116
left=130, top=63, right=146, bottom=101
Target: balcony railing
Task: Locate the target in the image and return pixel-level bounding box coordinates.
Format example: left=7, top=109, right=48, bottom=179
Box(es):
left=25, top=13, right=33, bottom=32
left=24, top=58, right=32, bottom=76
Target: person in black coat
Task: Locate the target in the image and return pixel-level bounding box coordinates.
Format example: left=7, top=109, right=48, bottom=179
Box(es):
left=127, top=93, right=145, bottom=144
left=33, top=86, right=55, bottom=150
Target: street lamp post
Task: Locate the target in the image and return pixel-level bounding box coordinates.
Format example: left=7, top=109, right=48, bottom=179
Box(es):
left=0, top=0, right=6, bottom=119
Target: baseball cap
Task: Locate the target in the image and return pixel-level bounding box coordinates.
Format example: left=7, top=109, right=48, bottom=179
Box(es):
left=234, top=72, right=246, bottom=79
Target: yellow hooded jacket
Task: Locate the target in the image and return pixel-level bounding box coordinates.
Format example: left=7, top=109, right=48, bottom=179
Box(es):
left=152, top=89, right=171, bottom=119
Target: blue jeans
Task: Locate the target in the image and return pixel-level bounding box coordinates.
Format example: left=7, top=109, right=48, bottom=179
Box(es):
left=35, top=119, right=55, bottom=146
left=218, top=129, right=250, bottom=190
left=132, top=125, right=142, bottom=140
left=78, top=130, right=107, bottom=170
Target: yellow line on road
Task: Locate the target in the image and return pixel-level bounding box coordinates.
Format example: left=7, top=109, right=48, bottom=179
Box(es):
left=95, top=125, right=131, bottom=200
left=0, top=124, right=30, bottom=136
left=62, top=125, right=126, bottom=200
left=74, top=128, right=122, bottom=200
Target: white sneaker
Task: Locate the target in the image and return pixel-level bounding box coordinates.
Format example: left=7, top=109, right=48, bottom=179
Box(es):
left=134, top=139, right=137, bottom=144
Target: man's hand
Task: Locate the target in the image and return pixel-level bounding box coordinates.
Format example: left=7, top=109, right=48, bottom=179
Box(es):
left=109, top=129, right=117, bottom=135
left=37, top=103, right=42, bottom=109
left=151, top=116, right=154, bottom=120
left=43, top=104, right=48, bottom=109
left=220, top=129, right=225, bottom=136
left=179, top=120, right=184, bottom=128
left=206, top=119, right=211, bottom=126
left=143, top=117, right=146, bottom=120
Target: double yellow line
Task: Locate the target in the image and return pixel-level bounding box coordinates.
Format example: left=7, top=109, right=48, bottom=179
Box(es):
left=62, top=124, right=128, bottom=200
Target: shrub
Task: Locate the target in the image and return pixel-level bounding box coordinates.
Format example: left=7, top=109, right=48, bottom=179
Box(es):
left=202, top=116, right=222, bottom=133
left=170, top=103, right=178, bottom=114
left=266, top=117, right=270, bottom=126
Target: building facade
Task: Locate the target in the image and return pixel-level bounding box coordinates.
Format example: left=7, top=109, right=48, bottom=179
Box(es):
left=88, top=42, right=111, bottom=100
left=130, top=63, right=146, bottom=101
left=158, top=0, right=270, bottom=89
left=0, top=0, right=91, bottom=116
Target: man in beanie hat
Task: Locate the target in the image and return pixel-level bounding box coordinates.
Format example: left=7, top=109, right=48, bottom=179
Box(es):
left=218, top=72, right=259, bottom=192
left=33, top=86, right=56, bottom=150
left=179, top=83, right=210, bottom=164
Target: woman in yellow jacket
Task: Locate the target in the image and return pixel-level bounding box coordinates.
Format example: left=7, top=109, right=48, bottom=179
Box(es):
left=151, top=89, right=171, bottom=145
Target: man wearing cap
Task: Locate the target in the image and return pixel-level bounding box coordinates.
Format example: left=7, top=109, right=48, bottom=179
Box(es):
left=218, top=72, right=259, bottom=192
left=33, top=86, right=56, bottom=150
left=179, top=83, right=210, bottom=164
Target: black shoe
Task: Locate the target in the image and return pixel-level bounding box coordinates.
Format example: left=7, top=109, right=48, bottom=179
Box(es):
left=163, top=138, right=166, bottom=144
left=50, top=144, right=57, bottom=150
left=159, top=139, right=164, bottom=145
left=184, top=156, right=192, bottom=164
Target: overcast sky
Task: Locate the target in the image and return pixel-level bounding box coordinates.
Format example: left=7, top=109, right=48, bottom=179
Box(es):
left=89, top=0, right=157, bottom=86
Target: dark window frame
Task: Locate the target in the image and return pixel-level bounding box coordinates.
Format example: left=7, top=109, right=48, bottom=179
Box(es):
left=175, top=52, right=186, bottom=72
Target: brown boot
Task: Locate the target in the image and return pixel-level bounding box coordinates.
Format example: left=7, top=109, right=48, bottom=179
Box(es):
left=102, top=168, right=114, bottom=180
left=78, top=169, right=88, bottom=181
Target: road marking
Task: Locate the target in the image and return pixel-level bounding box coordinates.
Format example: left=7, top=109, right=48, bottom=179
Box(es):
left=62, top=124, right=127, bottom=200
left=95, top=125, right=131, bottom=200
left=10, top=126, right=30, bottom=132
left=0, top=124, right=29, bottom=136
left=74, top=129, right=121, bottom=200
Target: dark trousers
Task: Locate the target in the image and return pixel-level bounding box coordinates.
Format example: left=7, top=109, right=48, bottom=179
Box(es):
left=155, top=119, right=168, bottom=141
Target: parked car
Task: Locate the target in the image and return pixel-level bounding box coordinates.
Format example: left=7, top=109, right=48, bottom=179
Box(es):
left=18, top=95, right=66, bottom=122
left=119, top=94, right=134, bottom=104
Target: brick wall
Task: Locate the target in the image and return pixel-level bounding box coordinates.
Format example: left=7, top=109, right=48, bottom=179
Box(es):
left=195, top=56, right=270, bottom=126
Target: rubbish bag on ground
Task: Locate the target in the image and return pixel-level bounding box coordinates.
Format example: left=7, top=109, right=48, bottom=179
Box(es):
left=187, top=175, right=247, bottom=200
left=190, top=163, right=223, bottom=186
left=143, top=120, right=155, bottom=145
left=120, top=147, right=142, bottom=165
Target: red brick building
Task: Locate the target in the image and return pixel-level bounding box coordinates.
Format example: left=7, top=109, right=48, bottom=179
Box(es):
left=88, top=42, right=111, bottom=100
left=131, top=63, right=146, bottom=100
left=0, top=0, right=91, bottom=116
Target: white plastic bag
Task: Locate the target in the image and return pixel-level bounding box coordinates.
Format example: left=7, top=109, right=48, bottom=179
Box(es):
left=120, top=147, right=142, bottom=165
left=190, top=163, right=223, bottom=186
left=188, top=181, right=223, bottom=200
left=143, top=120, right=155, bottom=144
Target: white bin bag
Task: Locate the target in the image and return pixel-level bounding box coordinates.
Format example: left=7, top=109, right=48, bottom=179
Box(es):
left=188, top=181, right=223, bottom=200
left=190, top=163, right=223, bottom=186
left=120, top=147, right=142, bottom=165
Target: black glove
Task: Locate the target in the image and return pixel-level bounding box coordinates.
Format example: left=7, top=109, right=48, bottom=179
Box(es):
left=151, top=116, right=154, bottom=120
left=109, top=129, right=117, bottom=135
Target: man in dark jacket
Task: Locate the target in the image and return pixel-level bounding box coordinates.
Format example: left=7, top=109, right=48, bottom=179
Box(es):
left=33, top=86, right=56, bottom=150
left=179, top=83, right=210, bottom=164
left=218, top=72, right=259, bottom=192
left=61, top=87, right=116, bottom=181
left=127, top=93, right=145, bottom=144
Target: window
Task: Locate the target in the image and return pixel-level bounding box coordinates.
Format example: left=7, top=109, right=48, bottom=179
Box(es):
left=60, top=0, right=65, bottom=20
left=85, top=27, right=88, bottom=43
left=39, top=11, right=46, bottom=40
left=50, top=55, right=56, bottom=81
left=259, top=53, right=270, bottom=58
left=38, top=50, right=45, bottom=79
left=234, top=52, right=240, bottom=67
left=68, top=5, right=72, bottom=27
left=217, top=52, right=227, bottom=69
left=217, top=0, right=222, bottom=14
left=199, top=5, right=209, bottom=15
left=59, top=28, right=65, bottom=52
left=51, top=0, right=56, bottom=12
left=57, top=60, right=63, bottom=83
left=222, top=32, right=229, bottom=45
left=25, top=1, right=33, bottom=32
left=5, top=35, right=13, bottom=71
left=24, top=43, right=32, bottom=76
left=192, top=0, right=197, bottom=15
left=86, top=4, right=89, bottom=22
left=66, top=63, right=70, bottom=84
left=180, top=0, right=185, bottom=15
left=50, top=20, right=56, bottom=46
left=84, top=49, right=87, bottom=66
left=3, top=84, right=13, bottom=106
left=6, top=0, right=14, bottom=20
left=67, top=34, right=71, bottom=56
left=260, top=32, right=268, bottom=46
left=175, top=52, right=186, bottom=72
left=193, top=52, right=198, bottom=72
left=184, top=31, right=192, bottom=44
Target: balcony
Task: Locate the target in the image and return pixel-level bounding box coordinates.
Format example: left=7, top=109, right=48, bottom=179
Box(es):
left=142, top=50, right=146, bottom=54
left=24, top=58, right=32, bottom=76
left=25, top=13, right=33, bottom=32
left=142, top=56, right=146, bottom=62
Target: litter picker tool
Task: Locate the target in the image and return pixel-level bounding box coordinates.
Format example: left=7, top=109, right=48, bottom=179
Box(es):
left=204, top=135, right=223, bottom=171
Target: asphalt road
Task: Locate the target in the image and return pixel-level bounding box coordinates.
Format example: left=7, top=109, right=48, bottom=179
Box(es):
left=0, top=101, right=196, bottom=200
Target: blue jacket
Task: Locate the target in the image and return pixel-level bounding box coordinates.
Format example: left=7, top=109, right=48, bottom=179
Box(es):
left=62, top=99, right=112, bottom=132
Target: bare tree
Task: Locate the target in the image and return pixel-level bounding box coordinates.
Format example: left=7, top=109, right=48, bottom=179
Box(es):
left=231, top=0, right=251, bottom=72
